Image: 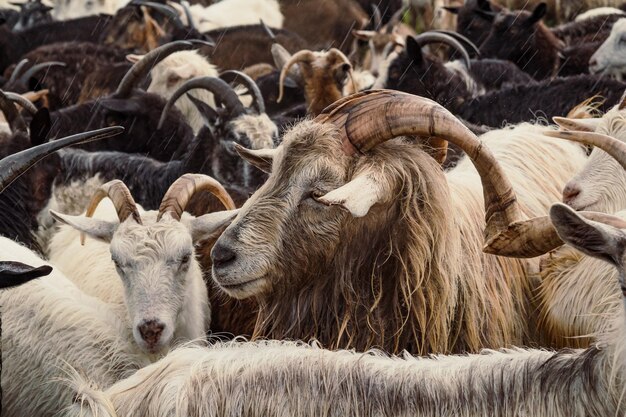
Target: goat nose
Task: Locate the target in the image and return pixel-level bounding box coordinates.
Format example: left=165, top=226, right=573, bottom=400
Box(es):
left=138, top=320, right=165, bottom=347
left=562, top=183, right=581, bottom=204
left=211, top=240, right=237, bottom=268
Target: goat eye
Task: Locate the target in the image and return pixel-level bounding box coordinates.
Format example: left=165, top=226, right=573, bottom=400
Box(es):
left=620, top=37, right=626, bottom=46
left=180, top=255, right=190, bottom=265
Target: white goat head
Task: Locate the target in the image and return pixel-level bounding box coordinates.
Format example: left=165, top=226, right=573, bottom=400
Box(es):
left=50, top=174, right=238, bottom=354
left=590, top=18, right=626, bottom=81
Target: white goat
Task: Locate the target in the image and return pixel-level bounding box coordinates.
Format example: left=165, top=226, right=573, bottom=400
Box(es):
left=187, top=0, right=283, bottom=32
left=589, top=18, right=626, bottom=80
left=575, top=6, right=625, bottom=21
left=51, top=0, right=126, bottom=20
left=48, top=174, right=237, bottom=355
left=67, top=204, right=626, bottom=417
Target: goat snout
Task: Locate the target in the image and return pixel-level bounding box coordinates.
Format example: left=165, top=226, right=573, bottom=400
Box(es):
left=138, top=320, right=165, bottom=349
left=211, top=238, right=237, bottom=269
left=562, top=183, right=581, bottom=205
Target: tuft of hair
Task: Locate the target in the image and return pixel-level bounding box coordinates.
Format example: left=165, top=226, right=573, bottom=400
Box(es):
left=566, top=95, right=606, bottom=119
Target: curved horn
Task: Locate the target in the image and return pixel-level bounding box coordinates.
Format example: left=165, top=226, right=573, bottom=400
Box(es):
left=314, top=89, right=524, bottom=252
left=220, top=70, right=265, bottom=114
left=413, top=32, right=471, bottom=69
left=0, top=126, right=124, bottom=193
left=19, top=61, right=66, bottom=86
left=326, top=48, right=357, bottom=95
left=81, top=180, right=142, bottom=244
left=0, top=90, right=27, bottom=133
left=157, top=77, right=245, bottom=129
left=430, top=29, right=481, bottom=57
left=157, top=174, right=236, bottom=222
left=4, top=92, right=37, bottom=115
left=371, top=4, right=382, bottom=30
left=181, top=0, right=195, bottom=29
left=545, top=130, right=626, bottom=171
left=116, top=40, right=195, bottom=98
left=385, top=6, right=406, bottom=34
left=131, top=0, right=185, bottom=29
left=8, top=58, right=29, bottom=84
left=277, top=50, right=315, bottom=103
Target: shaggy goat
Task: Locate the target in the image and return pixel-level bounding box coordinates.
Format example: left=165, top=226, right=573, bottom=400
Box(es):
left=49, top=174, right=238, bottom=354
left=209, top=89, right=586, bottom=354
left=589, top=18, right=626, bottom=80
left=66, top=204, right=626, bottom=417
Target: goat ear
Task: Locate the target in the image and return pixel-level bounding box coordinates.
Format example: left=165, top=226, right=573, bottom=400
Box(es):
left=406, top=37, right=423, bottom=63
left=550, top=203, right=626, bottom=266
left=0, top=262, right=52, bottom=289
left=29, top=108, right=50, bottom=147
left=234, top=144, right=276, bottom=173
left=527, top=2, right=547, bottom=24
left=50, top=210, right=117, bottom=243
left=188, top=209, right=240, bottom=243
left=126, top=54, right=143, bottom=64
left=317, top=171, right=388, bottom=217
left=187, top=94, right=220, bottom=126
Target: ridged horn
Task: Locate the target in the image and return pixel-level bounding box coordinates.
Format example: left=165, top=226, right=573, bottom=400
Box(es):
left=19, top=61, right=66, bottom=86
left=413, top=32, right=471, bottom=69
left=0, top=90, right=27, bottom=133
left=157, top=77, right=245, bottom=129
left=277, top=49, right=315, bottom=103
left=545, top=130, right=626, bottom=171
left=220, top=70, right=266, bottom=114
left=115, top=40, right=195, bottom=98
left=81, top=180, right=142, bottom=245
left=314, top=89, right=524, bottom=252
left=157, top=174, right=236, bottom=222
left=0, top=126, right=124, bottom=192
left=8, top=58, right=29, bottom=84
left=4, top=92, right=37, bottom=115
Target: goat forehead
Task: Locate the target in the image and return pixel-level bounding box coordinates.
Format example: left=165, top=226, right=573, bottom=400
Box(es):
left=111, top=216, right=192, bottom=260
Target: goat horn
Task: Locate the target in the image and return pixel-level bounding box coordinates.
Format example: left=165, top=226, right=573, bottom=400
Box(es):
left=260, top=19, right=276, bottom=41
left=82, top=180, right=142, bottom=244
left=157, top=77, right=245, bottom=129
left=0, top=262, right=52, bottom=289
left=4, top=92, right=37, bottom=115
left=116, top=40, right=195, bottom=98
left=19, top=61, right=66, bottom=86
left=220, top=70, right=266, bottom=114
left=8, top=58, right=29, bottom=84
left=413, top=32, right=471, bottom=69
left=157, top=174, right=236, bottom=222
left=131, top=0, right=185, bottom=29
left=0, top=90, right=27, bottom=133
left=545, top=130, right=626, bottom=171
left=314, top=89, right=526, bottom=253
left=0, top=126, right=123, bottom=193
left=430, top=30, right=481, bottom=57
left=327, top=48, right=357, bottom=97
left=277, top=50, right=315, bottom=103
left=371, top=4, right=382, bottom=30
left=385, top=7, right=406, bottom=34
left=181, top=0, right=195, bottom=29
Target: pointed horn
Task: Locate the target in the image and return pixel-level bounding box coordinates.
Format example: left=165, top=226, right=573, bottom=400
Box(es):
left=277, top=50, right=315, bottom=103
left=181, top=0, right=195, bottom=29
left=0, top=126, right=124, bottom=193
left=371, top=4, right=382, bottom=30
left=260, top=19, right=276, bottom=41
left=0, top=262, right=52, bottom=289
left=430, top=29, right=481, bottom=57
left=8, top=58, right=29, bottom=84
left=4, top=92, right=37, bottom=115
left=545, top=130, right=626, bottom=171
left=81, top=180, right=142, bottom=245
left=0, top=90, right=27, bottom=133
left=157, top=174, right=236, bottom=222
left=552, top=116, right=600, bottom=132
left=413, top=32, right=471, bottom=69
left=115, top=40, right=195, bottom=98
left=314, top=89, right=523, bottom=251
left=385, top=6, right=407, bottom=34
left=220, top=70, right=266, bottom=114
left=157, top=77, right=244, bottom=129
left=19, top=61, right=66, bottom=86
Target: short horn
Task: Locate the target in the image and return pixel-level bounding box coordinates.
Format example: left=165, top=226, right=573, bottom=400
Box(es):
left=545, top=130, right=626, bottom=171
left=260, top=19, right=276, bottom=41
left=157, top=77, right=244, bottom=129
left=0, top=126, right=123, bottom=192
left=19, top=61, right=66, bottom=86
left=8, top=58, right=29, bottom=84
left=220, top=70, right=266, bottom=114
left=0, top=90, right=27, bottom=133
left=413, top=32, right=471, bottom=69
left=4, top=92, right=37, bottom=115
left=157, top=174, right=236, bottom=222
left=81, top=180, right=142, bottom=245
left=277, top=49, right=315, bottom=103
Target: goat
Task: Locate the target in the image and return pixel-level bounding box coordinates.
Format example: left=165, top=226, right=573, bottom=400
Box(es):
left=51, top=0, right=123, bottom=20
left=208, top=89, right=586, bottom=354
left=590, top=18, right=626, bottom=80
left=188, top=0, right=283, bottom=32
left=65, top=204, right=626, bottom=417
left=2, top=0, right=52, bottom=30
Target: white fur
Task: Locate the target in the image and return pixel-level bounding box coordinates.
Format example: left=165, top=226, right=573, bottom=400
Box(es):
left=146, top=50, right=218, bottom=134
left=575, top=6, right=625, bottom=21
left=590, top=18, right=626, bottom=80
left=188, top=0, right=283, bottom=33
left=51, top=0, right=127, bottom=20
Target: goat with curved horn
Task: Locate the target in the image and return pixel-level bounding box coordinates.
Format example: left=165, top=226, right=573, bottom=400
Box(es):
left=157, top=173, right=236, bottom=221
left=545, top=130, right=626, bottom=171
left=4, top=92, right=37, bottom=115
left=430, top=29, right=481, bottom=57
left=413, top=32, right=471, bottom=69
left=7, top=59, right=29, bottom=84
left=19, top=61, right=66, bottom=86
left=220, top=70, right=265, bottom=114
left=157, top=77, right=245, bottom=129
left=0, top=90, right=27, bottom=133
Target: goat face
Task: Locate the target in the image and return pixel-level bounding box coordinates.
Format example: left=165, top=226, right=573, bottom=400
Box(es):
left=589, top=18, right=626, bottom=81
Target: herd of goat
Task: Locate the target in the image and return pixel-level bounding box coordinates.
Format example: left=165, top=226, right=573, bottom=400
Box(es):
left=4, top=0, right=626, bottom=415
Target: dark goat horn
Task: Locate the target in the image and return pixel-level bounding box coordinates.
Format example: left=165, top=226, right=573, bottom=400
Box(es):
left=545, top=130, right=626, bottom=171
left=385, top=7, right=406, bottom=34
left=315, top=89, right=526, bottom=255
left=4, top=92, right=37, bottom=115
left=0, top=90, right=27, bottom=133
left=19, top=61, right=66, bottom=86
left=158, top=77, right=245, bottom=129
left=131, top=0, right=185, bottom=29
left=0, top=126, right=124, bottom=193
left=260, top=19, right=276, bottom=41
left=157, top=173, right=236, bottom=222
left=430, top=29, right=481, bottom=57
left=413, top=32, right=471, bottom=69
left=116, top=40, right=195, bottom=98
left=0, top=262, right=52, bottom=289
left=181, top=0, right=195, bottom=29
left=8, top=58, right=29, bottom=84
left=220, top=70, right=265, bottom=114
